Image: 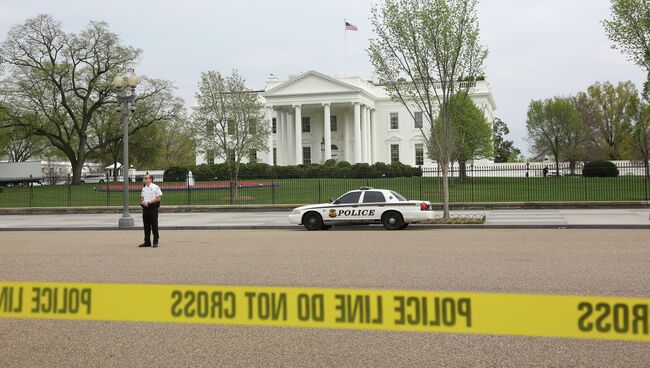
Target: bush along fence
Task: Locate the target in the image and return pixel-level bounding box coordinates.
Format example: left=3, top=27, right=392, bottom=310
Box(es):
left=0, top=161, right=649, bottom=208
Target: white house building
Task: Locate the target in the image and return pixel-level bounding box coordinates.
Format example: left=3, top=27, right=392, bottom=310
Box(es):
left=197, top=70, right=497, bottom=167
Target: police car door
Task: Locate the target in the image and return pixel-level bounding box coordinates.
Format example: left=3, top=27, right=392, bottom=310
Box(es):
left=359, top=190, right=386, bottom=221
left=330, top=191, right=362, bottom=223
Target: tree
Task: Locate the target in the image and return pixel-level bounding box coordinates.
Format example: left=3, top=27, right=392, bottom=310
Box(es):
left=526, top=97, right=583, bottom=174
left=191, top=70, right=270, bottom=203
left=625, top=96, right=650, bottom=177
left=603, top=0, right=650, bottom=100
left=574, top=81, right=636, bottom=160
left=493, top=118, right=521, bottom=163
left=368, top=0, right=488, bottom=218
left=440, top=93, right=492, bottom=179
left=0, top=15, right=182, bottom=183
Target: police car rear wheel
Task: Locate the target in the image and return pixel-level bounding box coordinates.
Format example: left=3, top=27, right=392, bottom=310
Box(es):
left=382, top=211, right=404, bottom=230
left=303, top=212, right=323, bottom=231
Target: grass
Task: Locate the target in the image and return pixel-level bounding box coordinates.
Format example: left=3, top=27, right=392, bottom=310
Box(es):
left=0, top=175, right=648, bottom=208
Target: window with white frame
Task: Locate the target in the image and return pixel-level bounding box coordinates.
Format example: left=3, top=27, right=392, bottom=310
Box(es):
left=272, top=117, right=276, bottom=134
left=273, top=148, right=277, bottom=166
left=303, top=147, right=311, bottom=164
left=227, top=149, right=236, bottom=162
left=331, top=115, right=337, bottom=132
left=249, top=149, right=257, bottom=163
left=302, top=117, right=311, bottom=133
left=390, top=113, right=399, bottom=129
left=206, top=150, right=215, bottom=164
left=415, top=143, right=424, bottom=166
left=390, top=144, right=400, bottom=163
left=414, top=111, right=423, bottom=129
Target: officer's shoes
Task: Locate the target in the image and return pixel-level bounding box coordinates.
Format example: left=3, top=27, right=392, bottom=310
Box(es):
left=138, top=243, right=151, bottom=247
left=153, top=242, right=159, bottom=248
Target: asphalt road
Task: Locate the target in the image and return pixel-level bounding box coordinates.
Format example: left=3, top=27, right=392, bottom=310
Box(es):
left=0, top=229, right=648, bottom=367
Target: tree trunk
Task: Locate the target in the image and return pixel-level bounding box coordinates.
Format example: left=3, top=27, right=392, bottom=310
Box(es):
left=441, top=161, right=450, bottom=219
left=569, top=160, right=576, bottom=175
left=459, top=161, right=467, bottom=181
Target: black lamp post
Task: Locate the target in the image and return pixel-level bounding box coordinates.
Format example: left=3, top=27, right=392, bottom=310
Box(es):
left=113, top=69, right=139, bottom=227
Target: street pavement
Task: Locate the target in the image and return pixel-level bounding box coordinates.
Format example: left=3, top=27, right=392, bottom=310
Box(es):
left=0, top=208, right=649, bottom=230
left=0, top=229, right=648, bottom=367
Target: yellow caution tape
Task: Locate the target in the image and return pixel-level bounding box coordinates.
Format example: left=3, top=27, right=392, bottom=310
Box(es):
left=0, top=281, right=647, bottom=342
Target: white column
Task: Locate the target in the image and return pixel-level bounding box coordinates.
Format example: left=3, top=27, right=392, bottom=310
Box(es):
left=266, top=107, right=274, bottom=165
left=343, top=110, right=350, bottom=162
left=285, top=111, right=293, bottom=164
left=370, top=108, right=377, bottom=164
left=276, top=110, right=283, bottom=165
left=323, top=103, right=332, bottom=162
left=360, top=104, right=367, bottom=163
left=353, top=102, right=361, bottom=164
left=294, top=105, right=302, bottom=165
left=365, top=107, right=371, bottom=163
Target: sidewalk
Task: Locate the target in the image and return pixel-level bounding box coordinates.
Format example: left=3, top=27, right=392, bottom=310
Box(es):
left=1, top=208, right=649, bottom=230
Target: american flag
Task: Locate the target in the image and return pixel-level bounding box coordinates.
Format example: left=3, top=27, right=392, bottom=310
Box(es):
left=345, top=21, right=358, bottom=31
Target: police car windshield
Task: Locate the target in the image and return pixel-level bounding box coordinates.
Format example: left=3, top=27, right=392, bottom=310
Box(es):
left=390, top=190, right=407, bottom=201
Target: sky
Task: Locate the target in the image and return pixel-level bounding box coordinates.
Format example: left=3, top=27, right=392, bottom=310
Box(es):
left=0, top=0, right=646, bottom=156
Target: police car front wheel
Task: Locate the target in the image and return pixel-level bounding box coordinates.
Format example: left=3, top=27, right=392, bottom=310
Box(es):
left=302, top=212, right=323, bottom=231
left=382, top=211, right=404, bottom=230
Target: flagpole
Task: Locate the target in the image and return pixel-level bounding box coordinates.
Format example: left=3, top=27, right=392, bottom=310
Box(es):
left=344, top=18, right=348, bottom=75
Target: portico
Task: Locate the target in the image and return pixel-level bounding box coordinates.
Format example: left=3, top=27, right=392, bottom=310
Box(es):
left=264, top=71, right=377, bottom=165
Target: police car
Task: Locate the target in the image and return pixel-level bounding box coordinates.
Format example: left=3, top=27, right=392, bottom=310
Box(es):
left=288, top=187, right=435, bottom=230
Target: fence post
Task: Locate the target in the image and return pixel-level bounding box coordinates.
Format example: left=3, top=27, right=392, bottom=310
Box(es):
left=419, top=173, right=422, bottom=199
left=186, top=175, right=191, bottom=205
left=67, top=174, right=71, bottom=207
left=471, top=164, right=474, bottom=202
left=30, top=181, right=33, bottom=208
left=318, top=179, right=322, bottom=203
left=271, top=176, right=276, bottom=204
left=526, top=163, right=530, bottom=202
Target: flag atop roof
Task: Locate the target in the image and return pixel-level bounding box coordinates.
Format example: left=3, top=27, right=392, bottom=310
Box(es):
left=345, top=21, right=358, bottom=31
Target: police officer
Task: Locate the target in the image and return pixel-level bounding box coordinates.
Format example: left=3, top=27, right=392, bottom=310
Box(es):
left=139, top=174, right=162, bottom=248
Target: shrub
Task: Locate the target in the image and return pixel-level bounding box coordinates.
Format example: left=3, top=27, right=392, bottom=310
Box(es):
left=164, top=166, right=189, bottom=182
left=582, top=160, right=619, bottom=177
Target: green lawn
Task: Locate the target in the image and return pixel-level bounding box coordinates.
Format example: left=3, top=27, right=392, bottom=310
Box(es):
left=0, top=175, right=648, bottom=208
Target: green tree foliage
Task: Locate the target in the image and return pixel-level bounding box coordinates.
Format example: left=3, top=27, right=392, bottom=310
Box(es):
left=574, top=81, right=636, bottom=160
left=624, top=96, right=650, bottom=177
left=190, top=69, right=270, bottom=203
left=603, top=0, right=650, bottom=99
left=439, top=93, right=492, bottom=178
left=0, top=15, right=183, bottom=183
left=526, top=97, right=584, bottom=174
left=493, top=118, right=522, bottom=162
left=368, top=0, right=487, bottom=218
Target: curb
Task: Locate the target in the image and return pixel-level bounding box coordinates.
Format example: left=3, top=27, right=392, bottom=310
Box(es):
left=2, top=224, right=648, bottom=231
left=1, top=201, right=649, bottom=215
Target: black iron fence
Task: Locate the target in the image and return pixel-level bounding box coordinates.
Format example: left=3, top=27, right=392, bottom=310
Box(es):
left=0, top=162, right=648, bottom=207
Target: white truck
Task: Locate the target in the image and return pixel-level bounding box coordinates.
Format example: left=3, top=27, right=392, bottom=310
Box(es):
left=0, top=161, right=44, bottom=186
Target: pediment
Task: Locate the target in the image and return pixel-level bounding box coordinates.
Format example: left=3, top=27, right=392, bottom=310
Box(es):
left=265, top=71, right=360, bottom=97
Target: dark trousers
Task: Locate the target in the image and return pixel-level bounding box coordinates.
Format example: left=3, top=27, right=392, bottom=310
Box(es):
left=142, top=206, right=159, bottom=244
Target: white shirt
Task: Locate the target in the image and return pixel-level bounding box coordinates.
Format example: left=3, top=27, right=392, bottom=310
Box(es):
left=141, top=183, right=162, bottom=204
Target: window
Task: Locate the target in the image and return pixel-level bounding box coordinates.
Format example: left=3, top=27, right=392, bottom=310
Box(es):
left=391, top=144, right=400, bottom=163
left=206, top=120, right=214, bottom=137
left=248, top=119, right=257, bottom=134
left=302, top=117, right=311, bottom=133
left=206, top=150, right=215, bottom=164
left=362, top=191, right=386, bottom=203
left=272, top=118, right=277, bottom=134
left=249, top=149, right=257, bottom=163
left=414, top=111, right=423, bottom=129
left=415, top=144, right=424, bottom=166
left=390, top=113, right=399, bottom=129
left=303, top=146, right=311, bottom=164
left=227, top=149, right=236, bottom=162
left=273, top=148, right=277, bottom=166
left=336, top=191, right=361, bottom=204
left=227, top=120, right=235, bottom=135
left=330, top=116, right=338, bottom=132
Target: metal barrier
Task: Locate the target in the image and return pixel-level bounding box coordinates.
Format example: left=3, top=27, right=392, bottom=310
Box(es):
left=0, top=162, right=648, bottom=207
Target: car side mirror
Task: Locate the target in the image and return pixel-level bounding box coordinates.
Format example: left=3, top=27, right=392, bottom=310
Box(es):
left=332, top=199, right=339, bottom=205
